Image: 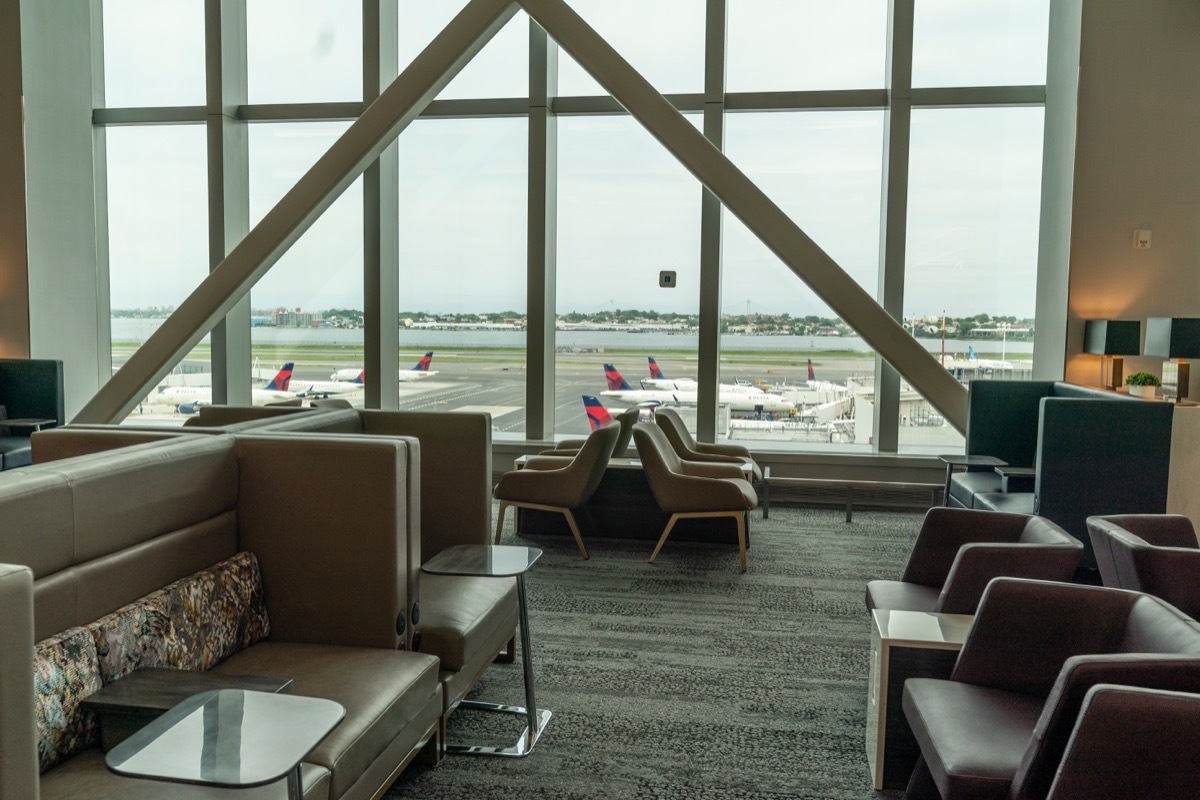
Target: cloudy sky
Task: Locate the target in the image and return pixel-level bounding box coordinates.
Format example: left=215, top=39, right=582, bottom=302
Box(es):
left=101, top=0, right=1049, bottom=320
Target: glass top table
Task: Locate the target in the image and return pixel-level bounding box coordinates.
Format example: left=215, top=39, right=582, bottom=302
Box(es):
left=422, top=544, right=551, bottom=757
left=105, top=688, right=344, bottom=799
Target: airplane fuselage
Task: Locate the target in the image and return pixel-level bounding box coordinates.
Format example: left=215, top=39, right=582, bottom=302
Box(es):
left=157, top=386, right=296, bottom=407
left=601, top=387, right=795, bottom=413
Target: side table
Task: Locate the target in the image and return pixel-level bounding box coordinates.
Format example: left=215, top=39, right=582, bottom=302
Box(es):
left=866, top=608, right=973, bottom=790
left=936, top=454, right=1006, bottom=507
left=105, top=688, right=343, bottom=800
left=421, top=544, right=551, bottom=757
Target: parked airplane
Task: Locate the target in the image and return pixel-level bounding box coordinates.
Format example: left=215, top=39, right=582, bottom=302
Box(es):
left=641, top=357, right=772, bottom=396
left=329, top=352, right=438, bottom=382
left=156, top=362, right=297, bottom=411
left=290, top=370, right=364, bottom=399
left=601, top=365, right=796, bottom=414
left=582, top=395, right=616, bottom=431
left=966, top=345, right=1015, bottom=371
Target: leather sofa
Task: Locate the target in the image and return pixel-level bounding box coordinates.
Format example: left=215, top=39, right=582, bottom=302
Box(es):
left=33, top=405, right=517, bottom=746
left=952, top=380, right=1175, bottom=571
left=0, top=358, right=64, bottom=470
left=1, top=432, right=440, bottom=800
left=902, top=577, right=1200, bottom=800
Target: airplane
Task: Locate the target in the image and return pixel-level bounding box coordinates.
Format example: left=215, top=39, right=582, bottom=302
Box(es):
left=965, top=345, right=1015, bottom=371
left=330, top=352, right=438, bottom=382
left=583, top=394, right=615, bottom=431
left=156, top=362, right=297, bottom=412
left=290, top=370, right=365, bottom=399
left=601, top=364, right=796, bottom=414
left=641, top=357, right=771, bottom=396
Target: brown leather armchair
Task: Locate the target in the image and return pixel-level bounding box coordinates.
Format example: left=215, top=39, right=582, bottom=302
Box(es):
left=1045, top=684, right=1200, bottom=799
left=493, top=422, right=621, bottom=559
left=902, top=578, right=1200, bottom=800
left=632, top=422, right=757, bottom=572
left=1087, top=514, right=1200, bottom=618
left=866, top=507, right=1082, bottom=615
left=654, top=408, right=763, bottom=481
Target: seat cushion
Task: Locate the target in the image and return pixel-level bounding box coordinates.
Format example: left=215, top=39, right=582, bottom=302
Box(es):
left=973, top=492, right=1035, bottom=514
left=0, top=434, right=33, bottom=468
left=865, top=580, right=940, bottom=614
left=949, top=471, right=1003, bottom=508
left=420, top=573, right=519, bottom=673
left=40, top=749, right=331, bottom=800
left=903, top=678, right=1044, bottom=800
left=211, top=641, right=440, bottom=799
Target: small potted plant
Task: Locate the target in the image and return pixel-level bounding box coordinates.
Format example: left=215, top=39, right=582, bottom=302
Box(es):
left=1125, top=371, right=1161, bottom=398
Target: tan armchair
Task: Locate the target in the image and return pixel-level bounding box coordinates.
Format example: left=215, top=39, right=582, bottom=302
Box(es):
left=654, top=407, right=762, bottom=481
left=493, top=422, right=621, bottom=559
left=632, top=422, right=757, bottom=572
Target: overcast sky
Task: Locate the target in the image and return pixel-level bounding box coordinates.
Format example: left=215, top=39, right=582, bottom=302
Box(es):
left=102, top=0, right=1049, bottom=320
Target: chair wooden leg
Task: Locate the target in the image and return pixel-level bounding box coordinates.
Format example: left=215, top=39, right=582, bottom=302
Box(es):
left=562, top=509, right=590, bottom=559
left=494, top=502, right=509, bottom=544
left=736, top=511, right=747, bottom=573
left=649, top=513, right=682, bottom=563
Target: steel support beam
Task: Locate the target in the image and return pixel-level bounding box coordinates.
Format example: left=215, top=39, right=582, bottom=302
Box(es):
left=75, top=0, right=519, bottom=423
left=526, top=19, right=557, bottom=440
left=518, top=0, right=968, bottom=432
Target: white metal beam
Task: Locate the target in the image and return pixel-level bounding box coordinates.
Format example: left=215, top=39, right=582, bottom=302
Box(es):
left=74, top=0, right=520, bottom=423
left=518, top=0, right=969, bottom=432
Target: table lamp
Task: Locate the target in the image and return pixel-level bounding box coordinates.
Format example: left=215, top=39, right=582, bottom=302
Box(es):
left=1083, top=319, right=1141, bottom=390
left=1144, top=317, right=1200, bottom=403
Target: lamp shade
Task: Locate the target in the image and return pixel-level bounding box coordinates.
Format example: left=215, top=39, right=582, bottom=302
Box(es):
left=1083, top=319, right=1141, bottom=356
left=1144, top=317, right=1200, bottom=359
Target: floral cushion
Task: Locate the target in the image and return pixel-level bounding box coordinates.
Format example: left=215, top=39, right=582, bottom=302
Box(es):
left=87, top=551, right=270, bottom=683
left=33, top=626, right=101, bottom=772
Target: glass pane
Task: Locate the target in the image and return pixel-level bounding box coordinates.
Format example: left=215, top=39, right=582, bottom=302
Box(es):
left=247, top=0, right=362, bottom=103
left=396, top=117, right=529, bottom=436
left=249, top=121, right=364, bottom=400
left=555, top=115, right=702, bottom=439
left=912, top=0, right=1050, bottom=88
left=901, top=106, right=1045, bottom=452
left=727, top=0, right=887, bottom=92
left=105, top=125, right=210, bottom=415
left=103, top=0, right=205, bottom=107
left=398, top=5, right=529, bottom=100
left=557, top=0, right=705, bottom=96
left=721, top=111, right=884, bottom=449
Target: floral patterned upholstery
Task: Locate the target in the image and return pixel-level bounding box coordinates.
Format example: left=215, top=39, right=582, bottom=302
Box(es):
left=87, top=551, right=270, bottom=683
left=33, top=626, right=101, bottom=773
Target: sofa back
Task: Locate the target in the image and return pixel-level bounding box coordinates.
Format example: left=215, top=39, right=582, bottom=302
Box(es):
left=965, top=381, right=1055, bottom=468
left=0, top=358, right=65, bottom=428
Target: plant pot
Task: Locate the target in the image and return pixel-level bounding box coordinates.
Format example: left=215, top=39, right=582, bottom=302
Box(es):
left=1129, top=385, right=1158, bottom=399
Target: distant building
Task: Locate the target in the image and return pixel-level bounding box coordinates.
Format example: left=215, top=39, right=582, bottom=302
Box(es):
left=271, top=307, right=324, bottom=327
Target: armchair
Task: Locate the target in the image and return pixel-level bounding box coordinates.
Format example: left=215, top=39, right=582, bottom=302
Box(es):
left=654, top=408, right=763, bottom=481
left=1044, top=684, right=1200, bottom=799
left=866, top=507, right=1082, bottom=615
left=541, top=405, right=639, bottom=458
left=633, top=422, right=757, bottom=572
left=901, top=578, right=1200, bottom=800
left=1087, top=514, right=1200, bottom=618
left=493, top=422, right=621, bottom=558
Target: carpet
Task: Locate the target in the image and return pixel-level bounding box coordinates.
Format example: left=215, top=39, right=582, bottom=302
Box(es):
left=386, top=505, right=922, bottom=799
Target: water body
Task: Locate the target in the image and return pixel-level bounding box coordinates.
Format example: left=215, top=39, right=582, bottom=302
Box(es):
left=111, top=318, right=1034, bottom=357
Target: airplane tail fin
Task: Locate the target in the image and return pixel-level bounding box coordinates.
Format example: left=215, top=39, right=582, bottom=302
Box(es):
left=582, top=395, right=614, bottom=431
left=968, top=346, right=977, bottom=361
left=264, top=362, right=294, bottom=391
left=352, top=370, right=365, bottom=385
left=604, top=364, right=633, bottom=391
left=411, top=352, right=434, bottom=371
left=648, top=356, right=665, bottom=379
left=807, top=358, right=815, bottom=382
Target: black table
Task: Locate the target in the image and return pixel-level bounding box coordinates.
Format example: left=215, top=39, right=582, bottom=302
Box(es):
left=105, top=688, right=343, bottom=799
left=421, top=544, right=550, bottom=757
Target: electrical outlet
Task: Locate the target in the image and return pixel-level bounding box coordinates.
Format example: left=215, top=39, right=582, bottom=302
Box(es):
left=1134, top=229, right=1152, bottom=249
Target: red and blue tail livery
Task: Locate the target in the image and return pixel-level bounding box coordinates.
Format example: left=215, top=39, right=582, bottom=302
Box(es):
left=604, top=364, right=634, bottom=391
left=412, top=352, right=434, bottom=372
left=807, top=358, right=815, bottom=382
left=648, top=356, right=666, bottom=380
left=264, top=362, right=294, bottom=391
left=582, top=395, right=615, bottom=431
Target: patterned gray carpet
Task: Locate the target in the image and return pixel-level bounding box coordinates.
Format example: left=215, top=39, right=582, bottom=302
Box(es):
left=387, top=505, right=922, bottom=799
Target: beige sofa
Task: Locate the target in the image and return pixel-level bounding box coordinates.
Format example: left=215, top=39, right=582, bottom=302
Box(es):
left=1, top=432, right=441, bottom=800
left=33, top=405, right=517, bottom=746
